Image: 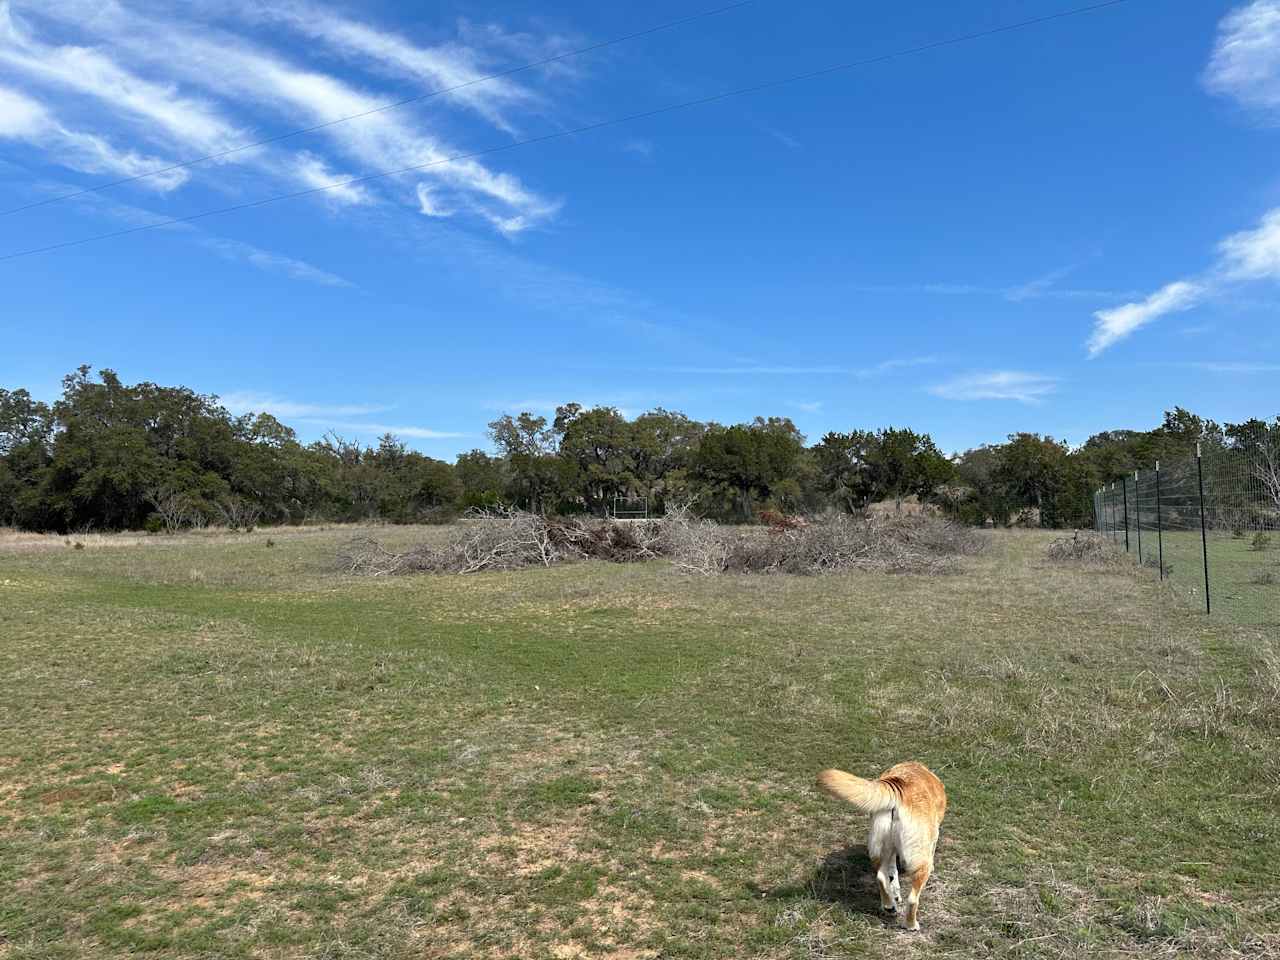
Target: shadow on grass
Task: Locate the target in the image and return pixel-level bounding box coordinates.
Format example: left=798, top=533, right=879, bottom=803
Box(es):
left=753, top=845, right=898, bottom=925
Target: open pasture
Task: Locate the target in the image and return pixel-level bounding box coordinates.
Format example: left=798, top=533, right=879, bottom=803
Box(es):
left=0, top=526, right=1276, bottom=959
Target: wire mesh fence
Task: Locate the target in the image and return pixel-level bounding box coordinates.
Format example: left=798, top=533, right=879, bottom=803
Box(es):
left=1093, top=444, right=1280, bottom=626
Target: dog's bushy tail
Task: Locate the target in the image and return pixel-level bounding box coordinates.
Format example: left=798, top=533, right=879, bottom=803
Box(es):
left=816, top=769, right=898, bottom=814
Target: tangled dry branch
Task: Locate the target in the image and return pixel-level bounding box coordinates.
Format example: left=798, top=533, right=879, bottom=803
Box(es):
left=339, top=507, right=986, bottom=578
left=1046, top=530, right=1127, bottom=566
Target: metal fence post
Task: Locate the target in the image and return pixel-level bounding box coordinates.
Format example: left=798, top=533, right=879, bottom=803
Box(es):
left=1197, top=443, right=1211, bottom=615
left=1155, top=461, right=1164, bottom=581
left=1111, top=482, right=1118, bottom=542
left=1122, top=475, right=1130, bottom=553
left=1134, top=469, right=1143, bottom=565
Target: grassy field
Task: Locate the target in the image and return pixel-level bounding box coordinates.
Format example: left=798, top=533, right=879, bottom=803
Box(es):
left=1, top=526, right=1277, bottom=959
left=1098, top=527, right=1280, bottom=626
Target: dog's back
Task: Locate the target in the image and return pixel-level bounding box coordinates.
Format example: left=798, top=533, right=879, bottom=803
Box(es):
left=817, top=761, right=946, bottom=931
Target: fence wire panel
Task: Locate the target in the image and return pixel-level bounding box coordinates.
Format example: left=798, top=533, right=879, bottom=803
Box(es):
left=1093, top=449, right=1279, bottom=627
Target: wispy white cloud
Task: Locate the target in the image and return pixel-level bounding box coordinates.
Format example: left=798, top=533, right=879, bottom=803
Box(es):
left=250, top=1, right=540, bottom=134
left=856, top=355, right=938, bottom=377
left=1087, top=205, right=1280, bottom=355
left=1003, top=265, right=1079, bottom=302
left=662, top=356, right=939, bottom=377
left=847, top=279, right=1133, bottom=302
left=929, top=371, right=1059, bottom=404
left=0, top=84, right=188, bottom=189
left=1164, top=360, right=1280, bottom=373
left=1204, top=0, right=1280, bottom=117
left=761, top=125, right=801, bottom=150
left=1218, top=206, right=1280, bottom=278
left=294, top=418, right=467, bottom=440
left=291, top=151, right=372, bottom=206
left=199, top=237, right=353, bottom=287
left=0, top=2, right=243, bottom=155
left=1088, top=281, right=1205, bottom=356
left=58, top=188, right=354, bottom=287
left=415, top=183, right=454, bottom=218
left=109, top=22, right=558, bottom=230
left=219, top=392, right=391, bottom=418
left=2, top=0, right=563, bottom=236
left=622, top=138, right=655, bottom=159
left=788, top=400, right=823, bottom=413
left=1089, top=6, right=1280, bottom=355
left=665, top=365, right=849, bottom=375
left=455, top=18, right=583, bottom=83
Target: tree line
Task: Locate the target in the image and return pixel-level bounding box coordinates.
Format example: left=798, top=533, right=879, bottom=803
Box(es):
left=1, top=366, right=1275, bottom=532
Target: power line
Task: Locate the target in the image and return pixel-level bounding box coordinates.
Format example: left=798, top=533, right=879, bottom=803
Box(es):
left=0, top=1, right=757, bottom=217
left=0, top=0, right=1134, bottom=265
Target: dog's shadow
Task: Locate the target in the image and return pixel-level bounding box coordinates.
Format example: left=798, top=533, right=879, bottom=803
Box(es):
left=752, top=845, right=895, bottom=924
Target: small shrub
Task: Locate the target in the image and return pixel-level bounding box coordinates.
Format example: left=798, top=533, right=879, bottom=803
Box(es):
left=216, top=496, right=262, bottom=533
left=73, top=541, right=85, bottom=550
left=1046, top=531, right=1124, bottom=566
left=265, top=538, right=276, bottom=548
left=1251, top=532, right=1272, bottom=552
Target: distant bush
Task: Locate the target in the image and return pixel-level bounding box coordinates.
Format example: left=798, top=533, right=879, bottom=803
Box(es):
left=1251, top=532, right=1272, bottom=552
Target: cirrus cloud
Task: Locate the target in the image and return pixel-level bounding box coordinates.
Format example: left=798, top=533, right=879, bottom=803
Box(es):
left=0, top=0, right=565, bottom=238
left=1088, top=280, right=1205, bottom=356
left=1204, top=0, right=1280, bottom=117
left=1087, top=3, right=1280, bottom=356
left=928, top=371, right=1059, bottom=404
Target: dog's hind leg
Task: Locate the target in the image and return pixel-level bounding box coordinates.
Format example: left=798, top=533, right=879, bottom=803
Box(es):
left=867, top=813, right=897, bottom=912
left=903, top=862, right=931, bottom=932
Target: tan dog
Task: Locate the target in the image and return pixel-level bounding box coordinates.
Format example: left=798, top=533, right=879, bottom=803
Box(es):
left=817, top=762, right=946, bottom=931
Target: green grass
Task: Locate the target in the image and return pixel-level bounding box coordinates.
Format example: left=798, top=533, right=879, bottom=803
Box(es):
left=1, top=526, right=1277, bottom=959
left=1101, top=527, right=1280, bottom=625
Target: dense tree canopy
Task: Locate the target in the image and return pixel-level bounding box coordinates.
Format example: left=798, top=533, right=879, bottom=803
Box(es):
left=0, top=367, right=1273, bottom=532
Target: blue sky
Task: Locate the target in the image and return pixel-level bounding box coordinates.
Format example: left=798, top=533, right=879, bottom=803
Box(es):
left=1, top=0, right=1277, bottom=458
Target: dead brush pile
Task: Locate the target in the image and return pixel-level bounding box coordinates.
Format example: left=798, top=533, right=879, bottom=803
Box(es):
left=1046, top=530, right=1127, bottom=566
left=715, top=513, right=984, bottom=575
left=339, top=508, right=667, bottom=576
left=339, top=507, right=985, bottom=577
